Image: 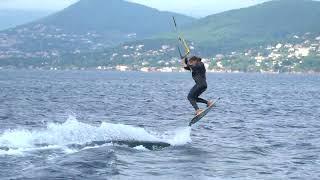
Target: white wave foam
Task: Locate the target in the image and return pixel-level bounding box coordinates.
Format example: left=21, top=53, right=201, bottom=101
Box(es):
left=0, top=116, right=191, bottom=155
left=133, top=145, right=150, bottom=151
left=167, top=127, right=192, bottom=146
left=0, top=148, right=23, bottom=156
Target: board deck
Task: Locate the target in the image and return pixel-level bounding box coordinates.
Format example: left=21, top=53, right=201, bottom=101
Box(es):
left=189, top=98, right=220, bottom=126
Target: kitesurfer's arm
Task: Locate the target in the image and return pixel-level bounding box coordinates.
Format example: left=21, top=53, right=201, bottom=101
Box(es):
left=182, top=58, right=191, bottom=71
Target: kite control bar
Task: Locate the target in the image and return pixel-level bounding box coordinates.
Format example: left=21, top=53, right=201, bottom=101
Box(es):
left=172, top=16, right=190, bottom=59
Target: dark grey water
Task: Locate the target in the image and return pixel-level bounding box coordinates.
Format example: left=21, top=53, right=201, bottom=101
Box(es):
left=0, top=70, right=319, bottom=179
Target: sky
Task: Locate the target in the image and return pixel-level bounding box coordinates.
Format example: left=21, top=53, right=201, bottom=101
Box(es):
left=0, top=0, right=306, bottom=17
left=128, top=0, right=270, bottom=17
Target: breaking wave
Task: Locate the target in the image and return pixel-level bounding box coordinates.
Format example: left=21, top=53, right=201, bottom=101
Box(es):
left=0, top=116, right=191, bottom=155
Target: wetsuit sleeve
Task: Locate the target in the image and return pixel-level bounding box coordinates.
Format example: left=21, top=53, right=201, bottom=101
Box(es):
left=184, top=58, right=191, bottom=71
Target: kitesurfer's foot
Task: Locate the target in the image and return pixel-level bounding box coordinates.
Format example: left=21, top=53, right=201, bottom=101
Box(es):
left=196, top=109, right=204, bottom=116
left=207, top=100, right=213, bottom=107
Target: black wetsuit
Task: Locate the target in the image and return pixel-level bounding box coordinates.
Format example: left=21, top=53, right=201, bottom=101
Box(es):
left=184, top=58, right=208, bottom=110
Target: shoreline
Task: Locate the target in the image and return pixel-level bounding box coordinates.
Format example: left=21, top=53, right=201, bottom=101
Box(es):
left=1, top=67, right=319, bottom=75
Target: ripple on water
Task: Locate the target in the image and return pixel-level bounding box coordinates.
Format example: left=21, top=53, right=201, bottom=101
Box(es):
left=0, top=71, right=319, bottom=179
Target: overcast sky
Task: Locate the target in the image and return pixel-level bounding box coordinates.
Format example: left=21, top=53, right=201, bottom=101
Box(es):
left=0, top=0, right=312, bottom=17
left=129, top=0, right=270, bottom=17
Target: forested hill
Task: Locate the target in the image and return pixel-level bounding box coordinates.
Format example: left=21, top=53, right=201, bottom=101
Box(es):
left=179, top=0, right=320, bottom=53
left=38, top=0, right=194, bottom=37
left=0, top=0, right=194, bottom=54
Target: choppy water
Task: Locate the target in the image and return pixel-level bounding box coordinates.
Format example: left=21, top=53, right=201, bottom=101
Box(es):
left=0, top=70, right=319, bottom=179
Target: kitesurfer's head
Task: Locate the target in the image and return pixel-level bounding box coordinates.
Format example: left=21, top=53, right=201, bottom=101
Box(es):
left=189, top=56, right=202, bottom=64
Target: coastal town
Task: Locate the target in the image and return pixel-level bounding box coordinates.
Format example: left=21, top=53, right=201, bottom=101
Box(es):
left=96, top=33, right=320, bottom=73
left=0, top=25, right=319, bottom=73
left=0, top=24, right=108, bottom=60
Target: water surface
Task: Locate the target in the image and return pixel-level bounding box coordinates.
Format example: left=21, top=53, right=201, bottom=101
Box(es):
left=0, top=70, right=319, bottom=179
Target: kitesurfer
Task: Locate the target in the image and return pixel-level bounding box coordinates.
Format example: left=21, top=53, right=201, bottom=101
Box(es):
left=183, top=56, right=212, bottom=116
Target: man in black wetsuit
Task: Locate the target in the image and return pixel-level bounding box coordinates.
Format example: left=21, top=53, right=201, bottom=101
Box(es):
left=183, top=56, right=212, bottom=116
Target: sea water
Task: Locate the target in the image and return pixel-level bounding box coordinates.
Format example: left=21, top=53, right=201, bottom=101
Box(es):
left=0, top=70, right=319, bottom=179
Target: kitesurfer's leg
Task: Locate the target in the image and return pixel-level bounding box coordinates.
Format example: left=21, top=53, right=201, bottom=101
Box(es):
left=194, top=85, right=208, bottom=104
left=196, top=97, right=208, bottom=104
left=187, top=85, right=199, bottom=111
left=188, top=84, right=208, bottom=115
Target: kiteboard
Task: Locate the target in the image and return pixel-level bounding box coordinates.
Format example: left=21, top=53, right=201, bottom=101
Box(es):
left=189, top=98, right=220, bottom=126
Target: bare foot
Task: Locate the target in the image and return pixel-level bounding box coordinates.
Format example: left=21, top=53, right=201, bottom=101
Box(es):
left=207, top=100, right=213, bottom=107
left=195, top=109, right=204, bottom=116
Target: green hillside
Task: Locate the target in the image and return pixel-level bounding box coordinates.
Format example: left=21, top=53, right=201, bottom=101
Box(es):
left=0, top=0, right=194, bottom=56
left=37, top=0, right=194, bottom=39
left=1, top=0, right=320, bottom=73
left=177, top=0, right=320, bottom=54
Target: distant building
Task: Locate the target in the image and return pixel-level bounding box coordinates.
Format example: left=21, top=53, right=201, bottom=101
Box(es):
left=276, top=43, right=283, bottom=49
left=116, top=65, right=129, bottom=71
left=284, top=43, right=293, bottom=48
left=204, top=63, right=209, bottom=69
left=127, top=33, right=137, bottom=38
left=288, top=48, right=295, bottom=52
left=158, top=67, right=173, bottom=72
left=268, top=52, right=282, bottom=60
left=215, top=54, right=224, bottom=60
left=161, top=45, right=170, bottom=50
left=293, top=35, right=300, bottom=39
left=295, top=48, right=310, bottom=57
left=140, top=67, right=149, bottom=72
left=141, top=62, right=149, bottom=66
left=255, top=56, right=265, bottom=63
left=217, top=61, right=224, bottom=68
